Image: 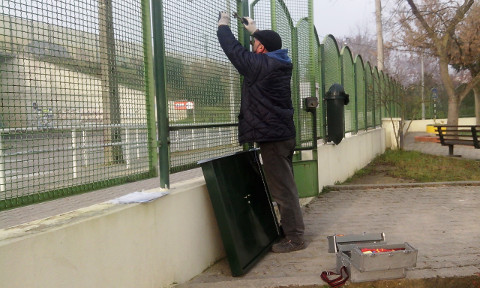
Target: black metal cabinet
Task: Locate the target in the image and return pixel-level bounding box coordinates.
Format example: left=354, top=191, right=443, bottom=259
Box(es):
left=198, top=149, right=280, bottom=276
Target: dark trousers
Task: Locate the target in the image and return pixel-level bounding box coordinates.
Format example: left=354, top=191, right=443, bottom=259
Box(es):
left=258, top=138, right=305, bottom=241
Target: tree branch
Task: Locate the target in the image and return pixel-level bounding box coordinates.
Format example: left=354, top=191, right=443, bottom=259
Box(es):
left=406, top=0, right=438, bottom=41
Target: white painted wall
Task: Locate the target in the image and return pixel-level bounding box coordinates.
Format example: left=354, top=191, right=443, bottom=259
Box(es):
left=0, top=179, right=224, bottom=288
left=0, top=128, right=386, bottom=288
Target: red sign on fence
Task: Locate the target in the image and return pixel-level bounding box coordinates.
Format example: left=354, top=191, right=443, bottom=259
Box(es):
left=173, top=101, right=194, bottom=110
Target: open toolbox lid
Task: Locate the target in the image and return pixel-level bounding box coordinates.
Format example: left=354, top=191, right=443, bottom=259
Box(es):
left=327, top=232, right=386, bottom=253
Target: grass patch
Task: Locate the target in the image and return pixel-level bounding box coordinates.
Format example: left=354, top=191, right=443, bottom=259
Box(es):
left=345, top=149, right=480, bottom=183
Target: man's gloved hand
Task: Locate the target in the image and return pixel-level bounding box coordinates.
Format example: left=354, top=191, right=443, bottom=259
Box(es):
left=218, top=11, right=230, bottom=26
left=242, top=16, right=257, bottom=34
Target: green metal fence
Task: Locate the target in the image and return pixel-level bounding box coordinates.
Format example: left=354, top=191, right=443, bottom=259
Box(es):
left=156, top=0, right=401, bottom=183
left=0, top=0, right=156, bottom=209
left=0, top=0, right=401, bottom=210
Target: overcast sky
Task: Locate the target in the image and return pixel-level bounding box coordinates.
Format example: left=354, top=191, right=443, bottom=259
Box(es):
left=313, top=0, right=376, bottom=40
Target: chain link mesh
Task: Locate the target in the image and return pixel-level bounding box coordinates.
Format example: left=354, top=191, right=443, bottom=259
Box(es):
left=0, top=0, right=154, bottom=209
left=342, top=47, right=355, bottom=133
left=355, top=56, right=366, bottom=130
left=0, top=0, right=401, bottom=210
left=163, top=0, right=243, bottom=172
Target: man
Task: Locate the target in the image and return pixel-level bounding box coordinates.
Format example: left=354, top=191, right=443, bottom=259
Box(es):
left=217, top=12, right=305, bottom=253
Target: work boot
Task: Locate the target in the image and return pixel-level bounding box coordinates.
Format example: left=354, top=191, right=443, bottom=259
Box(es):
left=271, top=238, right=306, bottom=253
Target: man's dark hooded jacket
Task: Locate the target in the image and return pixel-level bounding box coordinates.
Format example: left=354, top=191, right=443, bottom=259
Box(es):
left=217, top=25, right=295, bottom=144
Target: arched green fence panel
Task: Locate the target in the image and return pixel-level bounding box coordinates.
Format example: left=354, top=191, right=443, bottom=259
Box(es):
left=365, top=62, right=374, bottom=128
left=355, top=55, right=366, bottom=131
left=379, top=70, right=387, bottom=119
left=252, top=0, right=294, bottom=56
left=314, top=28, right=324, bottom=140
left=252, top=0, right=317, bottom=149
left=296, top=18, right=315, bottom=148
left=373, top=67, right=381, bottom=126
left=251, top=0, right=272, bottom=30
left=322, top=35, right=341, bottom=91
left=341, top=46, right=355, bottom=134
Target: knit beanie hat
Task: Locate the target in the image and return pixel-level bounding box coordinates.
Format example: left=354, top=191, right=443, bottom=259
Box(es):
left=253, top=30, right=282, bottom=52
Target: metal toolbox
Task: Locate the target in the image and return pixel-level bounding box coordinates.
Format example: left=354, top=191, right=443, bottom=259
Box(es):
left=336, top=242, right=418, bottom=283
left=328, top=233, right=418, bottom=283
left=336, top=251, right=406, bottom=283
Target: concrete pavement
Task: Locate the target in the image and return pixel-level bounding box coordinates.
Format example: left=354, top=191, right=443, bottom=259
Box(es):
left=176, top=184, right=480, bottom=287
left=175, top=133, right=480, bottom=287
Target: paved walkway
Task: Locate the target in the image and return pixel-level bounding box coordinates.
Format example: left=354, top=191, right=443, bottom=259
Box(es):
left=175, top=132, right=480, bottom=287
left=177, top=184, right=480, bottom=287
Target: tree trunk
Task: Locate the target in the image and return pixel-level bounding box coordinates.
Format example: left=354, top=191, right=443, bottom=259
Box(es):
left=438, top=56, right=459, bottom=126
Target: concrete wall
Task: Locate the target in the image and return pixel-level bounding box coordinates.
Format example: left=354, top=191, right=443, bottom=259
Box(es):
left=0, top=178, right=224, bottom=288
left=317, top=128, right=385, bottom=187
left=0, top=128, right=386, bottom=288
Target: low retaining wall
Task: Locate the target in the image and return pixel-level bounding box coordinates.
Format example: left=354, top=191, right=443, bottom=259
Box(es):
left=317, top=128, right=385, bottom=187
left=0, top=128, right=386, bottom=288
left=405, top=117, right=476, bottom=133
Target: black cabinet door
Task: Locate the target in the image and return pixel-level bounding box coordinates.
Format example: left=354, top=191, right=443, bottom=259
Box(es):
left=199, top=149, right=280, bottom=276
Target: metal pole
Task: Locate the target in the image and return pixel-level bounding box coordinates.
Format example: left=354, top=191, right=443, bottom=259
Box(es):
left=151, top=0, right=170, bottom=188
left=142, top=0, right=158, bottom=176
left=375, top=0, right=384, bottom=71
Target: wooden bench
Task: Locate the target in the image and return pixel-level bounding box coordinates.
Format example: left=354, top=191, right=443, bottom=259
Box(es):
left=434, top=125, right=480, bottom=156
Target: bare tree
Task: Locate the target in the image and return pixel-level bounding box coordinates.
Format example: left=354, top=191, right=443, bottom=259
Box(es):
left=449, top=2, right=480, bottom=123
left=397, top=0, right=480, bottom=125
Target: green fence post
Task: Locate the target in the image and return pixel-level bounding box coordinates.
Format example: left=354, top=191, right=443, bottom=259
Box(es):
left=292, top=26, right=302, bottom=152
left=240, top=0, right=250, bottom=49
left=308, top=0, right=317, bottom=146
left=151, top=0, right=170, bottom=188
left=270, top=0, right=277, bottom=31
left=142, top=0, right=158, bottom=177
